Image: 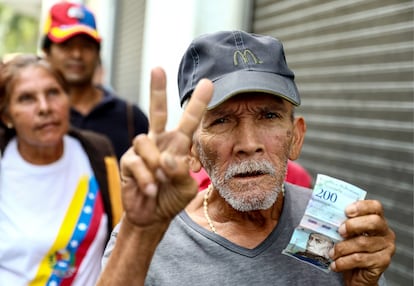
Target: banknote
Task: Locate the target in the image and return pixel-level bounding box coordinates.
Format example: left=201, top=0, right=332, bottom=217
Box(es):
left=282, top=174, right=367, bottom=272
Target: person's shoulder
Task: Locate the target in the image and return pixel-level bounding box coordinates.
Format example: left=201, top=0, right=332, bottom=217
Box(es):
left=285, top=182, right=312, bottom=197
left=284, top=182, right=312, bottom=218
left=99, top=85, right=125, bottom=105
left=126, top=100, right=147, bottom=116
left=99, top=85, right=148, bottom=126
left=99, top=85, right=126, bottom=103
left=102, top=86, right=146, bottom=112
left=99, top=84, right=117, bottom=97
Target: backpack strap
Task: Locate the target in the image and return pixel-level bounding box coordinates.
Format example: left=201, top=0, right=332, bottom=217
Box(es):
left=104, top=157, right=123, bottom=227
left=126, top=102, right=135, bottom=143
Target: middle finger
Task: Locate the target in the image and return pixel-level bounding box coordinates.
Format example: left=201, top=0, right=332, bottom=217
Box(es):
left=174, top=78, right=213, bottom=151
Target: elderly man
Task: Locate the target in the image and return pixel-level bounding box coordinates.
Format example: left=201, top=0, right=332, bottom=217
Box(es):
left=97, top=31, right=395, bottom=285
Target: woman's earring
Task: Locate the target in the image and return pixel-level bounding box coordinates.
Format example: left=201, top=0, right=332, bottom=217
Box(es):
left=6, top=123, right=13, bottom=129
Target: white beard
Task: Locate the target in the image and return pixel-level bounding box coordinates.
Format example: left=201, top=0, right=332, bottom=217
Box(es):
left=210, top=160, right=284, bottom=211
left=218, top=184, right=280, bottom=211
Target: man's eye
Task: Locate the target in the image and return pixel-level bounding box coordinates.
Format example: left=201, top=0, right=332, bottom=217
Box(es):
left=264, top=112, right=280, bottom=119
left=60, top=43, right=70, bottom=50
left=212, top=117, right=228, bottom=125
left=81, top=42, right=96, bottom=50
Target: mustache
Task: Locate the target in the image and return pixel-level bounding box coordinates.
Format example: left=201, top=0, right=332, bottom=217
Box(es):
left=224, top=160, right=276, bottom=180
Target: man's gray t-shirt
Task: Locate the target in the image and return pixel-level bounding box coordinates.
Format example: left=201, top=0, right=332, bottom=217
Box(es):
left=103, top=183, right=387, bottom=285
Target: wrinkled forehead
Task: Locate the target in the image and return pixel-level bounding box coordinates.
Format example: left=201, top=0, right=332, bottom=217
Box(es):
left=204, top=92, right=293, bottom=115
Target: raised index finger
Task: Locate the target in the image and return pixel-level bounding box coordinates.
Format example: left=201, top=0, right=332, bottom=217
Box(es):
left=177, top=78, right=213, bottom=138
left=149, top=67, right=168, bottom=136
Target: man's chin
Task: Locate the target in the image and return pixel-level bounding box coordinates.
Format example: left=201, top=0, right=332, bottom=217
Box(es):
left=65, top=76, right=91, bottom=86
left=220, top=187, right=280, bottom=212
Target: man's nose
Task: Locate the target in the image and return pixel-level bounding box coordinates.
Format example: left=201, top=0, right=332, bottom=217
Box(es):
left=233, top=121, right=264, bottom=156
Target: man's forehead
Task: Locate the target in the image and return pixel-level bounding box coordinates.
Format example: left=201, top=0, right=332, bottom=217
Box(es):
left=207, top=92, right=288, bottom=111
left=58, top=34, right=99, bottom=45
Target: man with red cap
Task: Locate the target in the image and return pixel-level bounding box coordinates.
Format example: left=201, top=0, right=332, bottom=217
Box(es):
left=42, top=1, right=148, bottom=160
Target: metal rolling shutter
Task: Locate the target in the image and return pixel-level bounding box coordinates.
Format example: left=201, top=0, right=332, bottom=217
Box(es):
left=252, top=1, right=413, bottom=285
left=112, top=0, right=146, bottom=103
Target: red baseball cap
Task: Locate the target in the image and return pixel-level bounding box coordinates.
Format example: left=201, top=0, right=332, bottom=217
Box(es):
left=43, top=2, right=101, bottom=44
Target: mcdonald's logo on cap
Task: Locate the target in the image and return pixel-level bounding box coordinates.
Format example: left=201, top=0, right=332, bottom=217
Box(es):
left=233, top=49, right=263, bottom=66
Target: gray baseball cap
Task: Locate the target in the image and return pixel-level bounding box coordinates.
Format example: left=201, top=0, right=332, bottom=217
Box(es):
left=177, top=30, right=301, bottom=110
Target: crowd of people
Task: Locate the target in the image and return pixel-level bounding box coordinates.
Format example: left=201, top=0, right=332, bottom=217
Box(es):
left=0, top=2, right=395, bottom=286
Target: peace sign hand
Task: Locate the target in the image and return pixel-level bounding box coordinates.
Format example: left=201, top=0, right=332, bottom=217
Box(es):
left=120, top=67, right=213, bottom=228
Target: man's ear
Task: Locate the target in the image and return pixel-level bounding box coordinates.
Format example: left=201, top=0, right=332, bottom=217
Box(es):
left=189, top=144, right=202, bottom=172
left=289, top=116, right=306, bottom=160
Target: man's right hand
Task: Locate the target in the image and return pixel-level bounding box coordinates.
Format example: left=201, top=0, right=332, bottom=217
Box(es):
left=119, top=67, right=213, bottom=228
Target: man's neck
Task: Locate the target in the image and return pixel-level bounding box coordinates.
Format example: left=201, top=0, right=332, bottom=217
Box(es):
left=69, top=84, right=103, bottom=115
left=187, top=188, right=284, bottom=249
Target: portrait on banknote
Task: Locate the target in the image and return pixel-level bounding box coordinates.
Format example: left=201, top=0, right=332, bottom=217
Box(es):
left=283, top=228, right=334, bottom=271
left=292, top=231, right=334, bottom=269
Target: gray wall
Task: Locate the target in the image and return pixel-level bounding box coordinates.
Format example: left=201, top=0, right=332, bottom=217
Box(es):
left=111, top=0, right=146, bottom=104
left=252, top=1, right=413, bottom=285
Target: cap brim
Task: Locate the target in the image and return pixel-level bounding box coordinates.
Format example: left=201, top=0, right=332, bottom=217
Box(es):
left=208, top=70, right=300, bottom=110
left=48, top=25, right=101, bottom=43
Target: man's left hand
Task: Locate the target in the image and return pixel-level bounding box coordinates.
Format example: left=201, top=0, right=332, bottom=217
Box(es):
left=329, top=200, right=396, bottom=286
